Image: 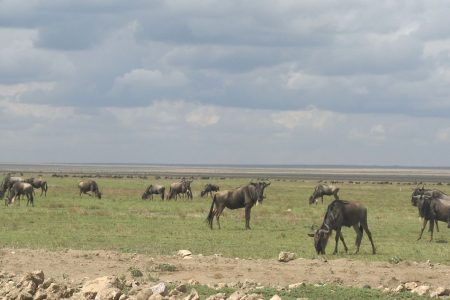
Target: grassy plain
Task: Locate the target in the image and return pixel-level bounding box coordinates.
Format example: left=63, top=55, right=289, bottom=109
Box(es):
left=1, top=174, right=450, bottom=265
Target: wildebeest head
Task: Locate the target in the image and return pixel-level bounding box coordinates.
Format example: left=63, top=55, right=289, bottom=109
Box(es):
left=142, top=185, right=152, bottom=200
left=308, top=225, right=331, bottom=254
left=95, top=191, right=102, bottom=199
left=250, top=182, right=270, bottom=204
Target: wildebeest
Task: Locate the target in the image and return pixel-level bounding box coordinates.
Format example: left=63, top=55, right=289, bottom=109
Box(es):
left=6, top=182, right=34, bottom=206
left=24, top=178, right=48, bottom=196
left=78, top=180, right=102, bottom=199
left=142, top=184, right=165, bottom=200
left=200, top=183, right=220, bottom=197
left=0, top=175, right=24, bottom=199
left=167, top=180, right=193, bottom=200
left=413, top=189, right=450, bottom=241
left=309, top=184, right=339, bottom=205
left=206, top=182, right=270, bottom=230
left=308, top=199, right=376, bottom=255
left=411, top=187, right=442, bottom=234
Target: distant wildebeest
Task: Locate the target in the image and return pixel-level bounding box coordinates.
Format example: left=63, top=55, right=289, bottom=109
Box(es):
left=24, top=178, right=48, bottom=196
left=411, top=186, right=442, bottom=234
left=142, top=184, right=165, bottom=200
left=308, top=199, right=376, bottom=255
left=309, top=184, right=339, bottom=205
left=412, top=188, right=450, bottom=241
left=6, top=182, right=34, bottom=207
left=78, top=180, right=102, bottom=199
left=0, top=175, right=24, bottom=199
left=206, top=182, right=270, bottom=230
left=200, top=183, right=220, bottom=197
left=167, top=180, right=193, bottom=200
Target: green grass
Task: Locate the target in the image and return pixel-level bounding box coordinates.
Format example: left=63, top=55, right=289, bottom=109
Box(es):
left=1, top=175, right=450, bottom=266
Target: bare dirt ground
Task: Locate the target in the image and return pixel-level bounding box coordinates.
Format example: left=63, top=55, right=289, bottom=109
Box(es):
left=1, top=248, right=449, bottom=290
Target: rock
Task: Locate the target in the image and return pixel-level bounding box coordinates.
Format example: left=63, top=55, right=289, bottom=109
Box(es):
left=20, top=270, right=45, bottom=287
left=430, top=287, right=450, bottom=298
left=404, top=282, right=418, bottom=290
left=278, top=252, right=296, bottom=262
left=183, top=288, right=199, bottom=300
left=177, top=250, right=192, bottom=258
left=150, top=282, right=167, bottom=295
left=205, top=292, right=226, bottom=300
left=241, top=293, right=263, bottom=300
left=288, top=282, right=305, bottom=289
left=412, top=285, right=430, bottom=296
left=188, top=279, right=200, bottom=285
left=148, top=293, right=164, bottom=300
left=17, top=291, right=33, bottom=300
left=392, top=284, right=404, bottom=293
left=362, top=284, right=371, bottom=289
left=136, top=288, right=153, bottom=300
left=34, top=290, right=48, bottom=300
left=270, top=295, right=282, bottom=300
left=176, top=284, right=188, bottom=293
left=227, top=290, right=245, bottom=300
left=81, top=276, right=122, bottom=300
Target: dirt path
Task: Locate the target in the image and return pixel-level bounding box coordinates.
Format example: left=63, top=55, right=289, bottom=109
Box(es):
left=1, top=248, right=449, bottom=289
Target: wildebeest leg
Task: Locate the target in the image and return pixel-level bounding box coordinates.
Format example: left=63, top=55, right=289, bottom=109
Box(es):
left=417, top=218, right=428, bottom=240
left=321, top=196, right=324, bottom=204
left=429, top=219, right=435, bottom=242
left=339, top=232, right=348, bottom=253
left=245, top=205, right=252, bottom=229
left=361, top=222, right=376, bottom=254
left=215, top=205, right=226, bottom=229
left=333, top=228, right=342, bottom=254
left=448, top=208, right=450, bottom=228
left=353, top=224, right=363, bottom=254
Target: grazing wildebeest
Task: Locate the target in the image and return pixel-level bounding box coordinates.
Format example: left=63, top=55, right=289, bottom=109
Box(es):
left=0, top=175, right=24, bottom=199
left=78, top=180, right=102, bottom=199
left=24, top=178, right=48, bottom=196
left=411, top=187, right=442, bottom=234
left=167, top=180, right=193, bottom=200
left=413, top=191, right=450, bottom=241
left=206, top=182, right=270, bottom=230
left=200, top=184, right=220, bottom=197
left=309, top=184, right=339, bottom=205
left=6, top=182, right=34, bottom=206
left=308, top=199, right=376, bottom=255
left=142, top=184, right=165, bottom=200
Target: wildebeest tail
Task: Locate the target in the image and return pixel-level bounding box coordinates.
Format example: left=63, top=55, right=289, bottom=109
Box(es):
left=206, top=195, right=216, bottom=228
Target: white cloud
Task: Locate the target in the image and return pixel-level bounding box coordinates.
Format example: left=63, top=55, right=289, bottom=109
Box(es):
left=114, top=68, right=188, bottom=89
left=436, top=127, right=450, bottom=142
left=349, top=123, right=386, bottom=141
left=185, top=106, right=220, bottom=127
left=271, top=106, right=339, bottom=130
left=0, top=82, right=55, bottom=98
left=0, top=99, right=75, bottom=120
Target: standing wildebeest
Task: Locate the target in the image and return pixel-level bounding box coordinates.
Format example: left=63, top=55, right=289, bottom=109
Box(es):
left=308, top=199, right=376, bottom=255
left=0, top=175, right=24, bottom=199
left=413, top=190, right=450, bottom=241
left=25, top=178, right=48, bottom=196
left=411, top=187, right=442, bottom=235
left=78, top=180, right=102, bottom=199
left=167, top=180, right=193, bottom=200
left=6, top=182, right=34, bottom=206
left=206, top=182, right=270, bottom=230
left=309, top=184, right=339, bottom=205
left=142, top=184, right=165, bottom=200
left=200, top=183, right=220, bottom=197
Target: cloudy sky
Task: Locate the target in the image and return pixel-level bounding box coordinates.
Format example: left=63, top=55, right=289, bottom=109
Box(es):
left=1, top=1, right=450, bottom=166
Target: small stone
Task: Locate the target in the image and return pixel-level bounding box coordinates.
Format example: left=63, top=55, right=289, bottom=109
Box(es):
left=404, top=282, right=418, bottom=290
left=430, top=287, right=449, bottom=298
left=288, top=282, right=305, bottom=289
left=392, top=284, right=404, bottom=293
left=151, top=282, right=166, bottom=295
left=136, top=288, right=153, bottom=300
left=183, top=288, right=199, bottom=300
left=270, top=295, right=282, bottom=300
left=177, top=250, right=192, bottom=258
left=412, top=285, right=430, bottom=296
left=278, top=252, right=296, bottom=262
left=205, top=292, right=226, bottom=300
left=227, top=290, right=245, bottom=300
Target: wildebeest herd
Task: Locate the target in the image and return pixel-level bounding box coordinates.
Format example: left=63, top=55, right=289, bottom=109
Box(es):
left=1, top=173, right=449, bottom=255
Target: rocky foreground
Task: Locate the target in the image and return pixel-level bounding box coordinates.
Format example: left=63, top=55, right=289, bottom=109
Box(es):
left=2, top=269, right=450, bottom=300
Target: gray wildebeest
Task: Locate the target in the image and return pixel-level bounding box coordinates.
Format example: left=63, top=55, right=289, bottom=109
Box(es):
left=167, top=180, right=193, bottom=200
left=78, top=180, right=102, bottom=199
left=6, top=182, right=34, bottom=206
left=0, top=175, right=24, bottom=199
left=200, top=183, right=220, bottom=197
left=206, top=182, right=270, bottom=230
left=412, top=188, right=450, bottom=241
left=309, top=184, right=339, bottom=205
left=142, top=184, right=165, bottom=200
left=411, top=186, right=442, bottom=236
left=308, top=199, right=376, bottom=255
left=25, top=178, right=48, bottom=196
